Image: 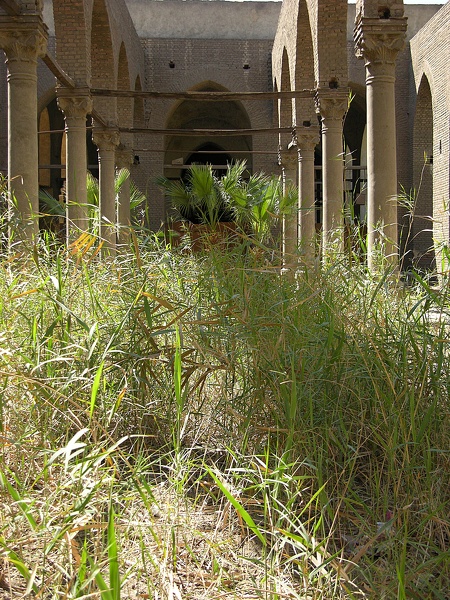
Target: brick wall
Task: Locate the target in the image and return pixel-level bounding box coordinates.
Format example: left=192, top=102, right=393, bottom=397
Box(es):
left=139, top=37, right=277, bottom=229
left=410, top=2, right=450, bottom=264
left=0, top=50, right=6, bottom=174
left=1, top=0, right=449, bottom=246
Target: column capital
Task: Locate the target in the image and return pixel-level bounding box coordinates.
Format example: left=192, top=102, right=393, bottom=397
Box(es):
left=93, top=127, right=120, bottom=152
left=315, top=91, right=348, bottom=122
left=278, top=147, right=299, bottom=170
left=115, top=145, right=134, bottom=168
left=0, top=16, right=47, bottom=63
left=57, top=92, right=93, bottom=120
left=354, top=17, right=407, bottom=77
left=296, top=127, right=320, bottom=153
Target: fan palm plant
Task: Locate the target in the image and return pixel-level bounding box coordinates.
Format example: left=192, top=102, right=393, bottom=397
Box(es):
left=157, top=160, right=296, bottom=244
left=156, top=164, right=233, bottom=228
left=39, top=168, right=146, bottom=232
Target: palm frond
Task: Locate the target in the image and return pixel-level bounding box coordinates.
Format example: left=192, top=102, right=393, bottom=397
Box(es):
left=115, top=168, right=130, bottom=195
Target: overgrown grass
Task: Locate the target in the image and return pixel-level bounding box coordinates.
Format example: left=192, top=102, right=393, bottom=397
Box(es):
left=0, top=230, right=448, bottom=599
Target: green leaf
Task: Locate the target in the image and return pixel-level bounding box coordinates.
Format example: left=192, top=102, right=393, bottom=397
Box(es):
left=90, top=361, right=105, bottom=418
left=0, top=469, right=38, bottom=531
left=87, top=553, right=113, bottom=600
left=0, top=539, right=39, bottom=594
left=107, top=503, right=120, bottom=600
left=204, top=466, right=266, bottom=547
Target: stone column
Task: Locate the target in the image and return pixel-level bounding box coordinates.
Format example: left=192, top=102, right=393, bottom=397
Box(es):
left=279, top=146, right=299, bottom=269
left=315, top=92, right=348, bottom=257
left=0, top=16, right=48, bottom=241
left=57, top=91, right=93, bottom=235
left=297, top=128, right=320, bottom=265
left=115, top=145, right=134, bottom=247
left=354, top=18, right=407, bottom=270
left=92, top=128, right=119, bottom=255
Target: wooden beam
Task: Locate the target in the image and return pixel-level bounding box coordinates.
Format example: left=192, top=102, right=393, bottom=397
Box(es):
left=42, top=52, right=75, bottom=89
left=91, top=109, right=108, bottom=128
left=166, top=149, right=279, bottom=155
left=0, top=0, right=21, bottom=16
left=164, top=164, right=234, bottom=170
left=90, top=88, right=315, bottom=101
left=119, top=126, right=295, bottom=136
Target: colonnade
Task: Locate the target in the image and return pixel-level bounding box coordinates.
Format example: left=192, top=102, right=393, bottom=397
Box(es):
left=279, top=90, right=348, bottom=269
left=279, top=126, right=319, bottom=268
left=280, top=15, right=407, bottom=271
left=0, top=14, right=48, bottom=241
left=0, top=10, right=131, bottom=254
left=1, top=5, right=407, bottom=269
left=354, top=15, right=408, bottom=270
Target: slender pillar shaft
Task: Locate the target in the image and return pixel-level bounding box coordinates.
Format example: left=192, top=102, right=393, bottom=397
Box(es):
left=0, top=17, right=47, bottom=241
left=315, top=93, right=348, bottom=256
left=298, top=129, right=319, bottom=264
left=93, top=128, right=119, bottom=255
left=57, top=93, right=92, bottom=235
left=279, top=147, right=299, bottom=268
left=115, top=146, right=133, bottom=247
left=355, top=17, right=407, bottom=270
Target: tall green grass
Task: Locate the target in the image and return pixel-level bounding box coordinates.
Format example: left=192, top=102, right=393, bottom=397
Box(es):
left=0, top=229, right=448, bottom=598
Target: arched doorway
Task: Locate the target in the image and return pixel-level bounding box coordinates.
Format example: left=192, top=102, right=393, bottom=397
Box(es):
left=183, top=142, right=233, bottom=180
left=163, top=82, right=253, bottom=194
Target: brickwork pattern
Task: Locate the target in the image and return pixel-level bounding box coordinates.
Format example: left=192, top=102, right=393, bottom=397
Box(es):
left=273, top=0, right=317, bottom=131
left=140, top=37, right=277, bottom=229
left=395, top=45, right=413, bottom=259
left=0, top=50, right=6, bottom=173
left=273, top=0, right=348, bottom=93
left=411, top=74, right=434, bottom=266
left=410, top=2, right=450, bottom=255
left=1, top=0, right=449, bottom=250
left=316, top=0, right=348, bottom=89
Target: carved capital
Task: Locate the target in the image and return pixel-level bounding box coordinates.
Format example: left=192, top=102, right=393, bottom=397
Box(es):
left=297, top=127, right=320, bottom=153
left=354, top=17, right=407, bottom=77
left=115, top=145, right=134, bottom=168
left=93, top=128, right=120, bottom=152
left=278, top=148, right=299, bottom=171
left=0, top=17, right=47, bottom=63
left=315, top=92, right=348, bottom=122
left=58, top=94, right=93, bottom=120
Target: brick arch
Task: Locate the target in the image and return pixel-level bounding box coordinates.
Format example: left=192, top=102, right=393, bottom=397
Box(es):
left=295, top=0, right=316, bottom=124
left=279, top=48, right=293, bottom=148
left=272, top=0, right=302, bottom=94
left=90, top=0, right=116, bottom=121
left=412, top=61, right=436, bottom=103
left=273, top=0, right=347, bottom=95
left=412, top=74, right=435, bottom=270
left=117, top=42, right=132, bottom=129
left=164, top=80, right=253, bottom=180
left=165, top=81, right=252, bottom=131
left=52, top=0, right=92, bottom=85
